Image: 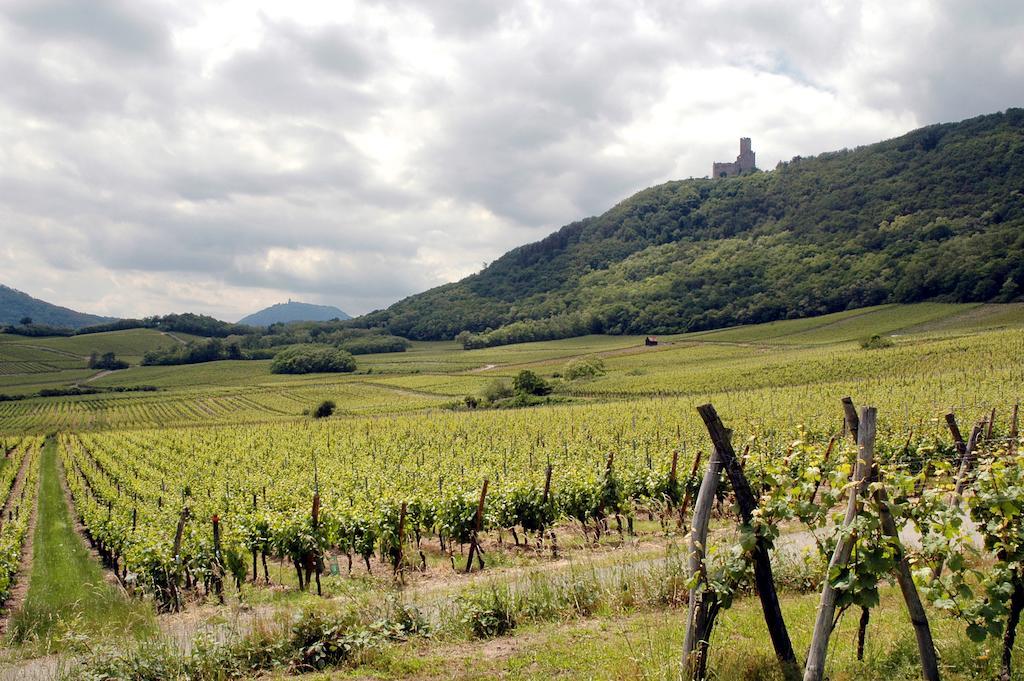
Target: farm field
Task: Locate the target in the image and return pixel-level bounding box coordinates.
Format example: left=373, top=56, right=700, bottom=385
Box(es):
left=0, top=303, right=1022, bottom=680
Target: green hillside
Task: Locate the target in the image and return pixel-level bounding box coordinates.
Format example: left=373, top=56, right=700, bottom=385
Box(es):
left=355, top=109, right=1024, bottom=343
left=0, top=284, right=114, bottom=329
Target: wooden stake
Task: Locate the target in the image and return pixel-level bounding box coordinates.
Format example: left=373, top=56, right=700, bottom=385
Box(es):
left=697, top=404, right=799, bottom=679
left=804, top=407, right=876, bottom=681
left=465, top=479, right=489, bottom=573
left=682, top=444, right=723, bottom=679
left=874, top=473, right=941, bottom=681
left=1010, top=403, right=1019, bottom=456
left=678, top=450, right=704, bottom=530
left=945, top=413, right=966, bottom=459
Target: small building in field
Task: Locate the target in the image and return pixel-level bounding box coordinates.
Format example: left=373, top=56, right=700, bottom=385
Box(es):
left=644, top=336, right=658, bottom=346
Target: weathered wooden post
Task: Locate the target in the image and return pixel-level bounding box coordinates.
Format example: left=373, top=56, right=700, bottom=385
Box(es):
left=212, top=513, right=225, bottom=604
left=170, top=505, right=190, bottom=612
left=1010, top=403, right=1020, bottom=455
left=804, top=407, right=876, bottom=681
left=466, top=479, right=489, bottom=573
left=679, top=450, right=704, bottom=530
left=845, top=399, right=939, bottom=680
left=682, top=443, right=723, bottom=680
left=696, top=404, right=799, bottom=679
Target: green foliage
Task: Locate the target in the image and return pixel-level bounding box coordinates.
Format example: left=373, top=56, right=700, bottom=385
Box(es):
left=564, top=357, right=606, bottom=380
left=355, top=109, right=1024, bottom=342
left=460, top=587, right=517, bottom=638
left=0, top=283, right=111, bottom=329
left=312, top=400, right=336, bottom=419
left=480, top=379, right=513, bottom=403
left=142, top=338, right=243, bottom=366
left=88, top=351, right=129, bottom=370
left=512, top=370, right=551, bottom=396
left=860, top=334, right=894, bottom=349
left=270, top=345, right=356, bottom=375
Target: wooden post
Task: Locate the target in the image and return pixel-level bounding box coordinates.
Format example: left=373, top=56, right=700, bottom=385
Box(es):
left=212, top=514, right=225, bottom=604
left=311, top=484, right=322, bottom=596
left=1010, top=403, right=1019, bottom=455
left=842, top=397, right=859, bottom=442
left=396, top=501, right=408, bottom=578
left=804, top=407, right=876, bottom=681
left=170, top=505, right=190, bottom=612
left=696, top=404, right=799, bottom=679
left=874, top=473, right=941, bottom=681
left=466, top=479, right=489, bottom=573
left=945, top=413, right=966, bottom=459
left=987, top=408, right=997, bottom=441
left=678, top=450, right=704, bottom=530
left=683, top=445, right=723, bottom=679
left=953, top=422, right=985, bottom=498
left=809, top=436, right=836, bottom=505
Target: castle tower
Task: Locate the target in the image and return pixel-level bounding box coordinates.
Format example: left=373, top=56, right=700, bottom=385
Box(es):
left=737, top=137, right=755, bottom=172
left=712, top=137, right=756, bottom=178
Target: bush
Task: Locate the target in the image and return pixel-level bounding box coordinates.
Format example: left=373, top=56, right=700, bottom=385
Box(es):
left=460, top=588, right=517, bottom=638
left=270, top=345, right=356, bottom=375
left=481, top=380, right=514, bottom=403
left=88, top=351, right=129, bottom=370
left=860, top=334, right=894, bottom=349
left=313, top=400, right=336, bottom=419
left=564, top=357, right=605, bottom=380
left=513, top=370, right=551, bottom=396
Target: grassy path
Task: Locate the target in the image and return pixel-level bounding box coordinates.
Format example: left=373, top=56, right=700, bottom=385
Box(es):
left=6, top=437, right=155, bottom=648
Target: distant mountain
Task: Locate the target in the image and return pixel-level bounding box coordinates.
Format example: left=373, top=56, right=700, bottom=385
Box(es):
left=0, top=284, right=115, bottom=329
left=238, top=301, right=351, bottom=326
left=354, top=109, right=1024, bottom=344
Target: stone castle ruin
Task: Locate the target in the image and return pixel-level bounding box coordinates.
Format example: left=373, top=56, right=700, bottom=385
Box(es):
left=712, top=137, right=755, bottom=178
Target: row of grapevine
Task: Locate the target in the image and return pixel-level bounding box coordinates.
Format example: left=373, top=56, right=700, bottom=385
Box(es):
left=55, top=386, right=987, bottom=613
left=0, top=436, right=42, bottom=606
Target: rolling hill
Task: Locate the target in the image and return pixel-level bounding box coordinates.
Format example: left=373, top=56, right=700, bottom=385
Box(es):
left=352, top=109, right=1024, bottom=344
left=238, top=300, right=351, bottom=326
left=0, top=284, right=115, bottom=329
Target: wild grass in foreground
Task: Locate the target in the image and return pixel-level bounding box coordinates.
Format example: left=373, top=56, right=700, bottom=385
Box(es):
left=5, top=439, right=156, bottom=653
left=59, top=542, right=1024, bottom=680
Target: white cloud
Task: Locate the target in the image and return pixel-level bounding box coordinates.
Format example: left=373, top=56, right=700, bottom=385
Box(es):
left=0, top=0, right=1021, bottom=321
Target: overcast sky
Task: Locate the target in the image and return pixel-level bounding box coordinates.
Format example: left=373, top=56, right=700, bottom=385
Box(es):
left=1, top=0, right=1022, bottom=321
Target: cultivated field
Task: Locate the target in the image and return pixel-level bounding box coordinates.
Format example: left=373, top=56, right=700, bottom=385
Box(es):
left=0, top=302, right=1023, bottom=680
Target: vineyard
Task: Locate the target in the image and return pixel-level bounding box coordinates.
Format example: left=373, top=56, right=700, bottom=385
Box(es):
left=0, top=437, right=41, bottom=610
left=0, top=305, right=1023, bottom=679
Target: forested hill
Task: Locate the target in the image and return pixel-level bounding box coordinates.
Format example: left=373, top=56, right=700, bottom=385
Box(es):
left=0, top=284, right=114, bottom=329
left=238, top=301, right=351, bottom=326
left=353, top=109, right=1024, bottom=344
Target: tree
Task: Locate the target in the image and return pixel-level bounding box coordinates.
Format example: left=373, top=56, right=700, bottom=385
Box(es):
left=312, top=400, right=336, bottom=419
left=513, top=370, right=551, bottom=396
left=19, top=317, right=32, bottom=326
left=270, top=345, right=357, bottom=375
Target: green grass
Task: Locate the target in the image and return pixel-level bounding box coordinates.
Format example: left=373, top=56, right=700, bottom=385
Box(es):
left=321, top=587, right=1020, bottom=681
left=5, top=438, right=156, bottom=650
left=3, top=303, right=1024, bottom=434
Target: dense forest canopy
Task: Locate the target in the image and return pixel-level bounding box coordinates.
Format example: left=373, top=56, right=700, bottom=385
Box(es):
left=349, top=109, right=1024, bottom=344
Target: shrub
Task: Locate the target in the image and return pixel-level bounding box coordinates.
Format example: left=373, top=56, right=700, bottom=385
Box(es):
left=88, top=351, right=129, bottom=370
left=513, top=370, right=551, bottom=396
left=460, top=588, right=517, bottom=638
left=481, top=380, right=514, bottom=403
left=313, top=400, right=336, bottom=418
left=564, top=357, right=605, bottom=380
left=270, top=345, right=356, bottom=374
left=860, top=334, right=894, bottom=349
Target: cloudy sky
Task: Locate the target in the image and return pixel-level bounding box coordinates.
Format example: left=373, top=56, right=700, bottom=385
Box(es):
left=1, top=0, right=1022, bottom=321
